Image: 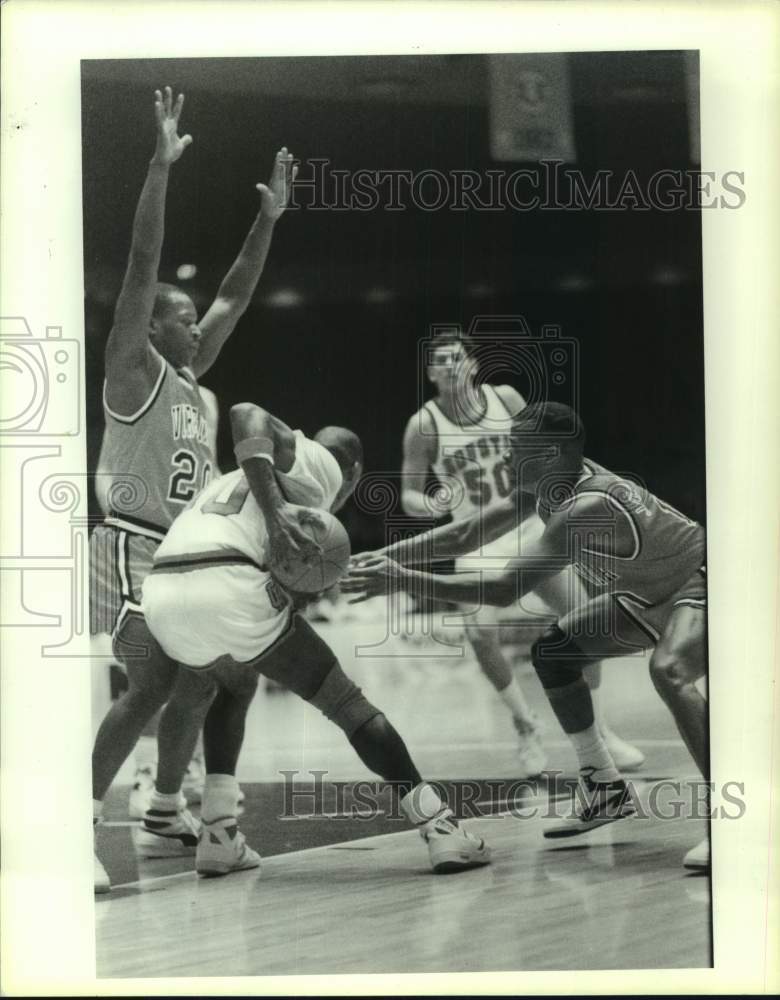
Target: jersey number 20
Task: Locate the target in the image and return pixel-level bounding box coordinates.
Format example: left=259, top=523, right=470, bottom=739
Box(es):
left=168, top=449, right=212, bottom=504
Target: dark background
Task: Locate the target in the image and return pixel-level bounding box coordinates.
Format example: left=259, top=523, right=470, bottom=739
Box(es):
left=81, top=53, right=705, bottom=548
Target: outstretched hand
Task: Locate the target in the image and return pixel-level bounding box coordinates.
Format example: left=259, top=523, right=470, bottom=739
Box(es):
left=265, top=503, right=323, bottom=574
left=340, top=554, right=407, bottom=604
left=257, top=147, right=298, bottom=220
left=151, top=86, right=193, bottom=166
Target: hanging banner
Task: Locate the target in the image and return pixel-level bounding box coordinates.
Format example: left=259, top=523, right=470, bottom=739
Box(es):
left=488, top=53, right=577, bottom=163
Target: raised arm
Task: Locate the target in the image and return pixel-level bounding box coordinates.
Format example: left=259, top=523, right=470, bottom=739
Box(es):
left=194, top=149, right=297, bottom=377
left=343, top=507, right=572, bottom=606
left=104, top=87, right=192, bottom=416
left=230, top=403, right=321, bottom=570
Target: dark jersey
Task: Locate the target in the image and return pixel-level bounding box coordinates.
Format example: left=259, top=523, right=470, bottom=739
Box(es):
left=537, top=459, right=705, bottom=606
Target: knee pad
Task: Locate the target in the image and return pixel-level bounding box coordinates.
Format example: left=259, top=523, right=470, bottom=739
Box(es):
left=308, top=665, right=381, bottom=738
left=531, top=626, right=591, bottom=690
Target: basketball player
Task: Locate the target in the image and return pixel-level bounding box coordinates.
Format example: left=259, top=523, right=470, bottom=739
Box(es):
left=401, top=332, right=644, bottom=775
left=344, top=402, right=709, bottom=869
left=91, top=86, right=301, bottom=891
left=140, top=401, right=493, bottom=877
left=126, top=385, right=228, bottom=817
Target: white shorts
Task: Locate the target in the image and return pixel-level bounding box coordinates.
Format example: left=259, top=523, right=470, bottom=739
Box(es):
left=453, top=515, right=585, bottom=626
left=142, top=562, right=292, bottom=669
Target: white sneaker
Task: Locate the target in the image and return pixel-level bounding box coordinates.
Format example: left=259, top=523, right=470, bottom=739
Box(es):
left=128, top=765, right=156, bottom=819
left=513, top=715, right=547, bottom=778
left=544, top=770, right=636, bottom=839
left=196, top=818, right=262, bottom=877
left=133, top=805, right=200, bottom=858
left=421, top=809, right=492, bottom=874
left=602, top=728, right=645, bottom=772
left=94, top=851, right=111, bottom=893
left=683, top=837, right=710, bottom=871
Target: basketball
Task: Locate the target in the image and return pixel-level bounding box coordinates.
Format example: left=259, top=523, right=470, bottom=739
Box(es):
left=270, top=509, right=351, bottom=593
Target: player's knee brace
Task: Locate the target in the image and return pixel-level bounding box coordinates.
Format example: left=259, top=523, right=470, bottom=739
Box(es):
left=531, top=626, right=592, bottom=690
left=308, top=664, right=382, bottom=738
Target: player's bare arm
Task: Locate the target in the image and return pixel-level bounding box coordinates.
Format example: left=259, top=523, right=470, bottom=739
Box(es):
left=194, top=149, right=298, bottom=377
left=230, top=403, right=322, bottom=570
left=353, top=488, right=535, bottom=569
left=400, top=410, right=439, bottom=518
left=104, top=87, right=192, bottom=416
left=343, top=504, right=572, bottom=605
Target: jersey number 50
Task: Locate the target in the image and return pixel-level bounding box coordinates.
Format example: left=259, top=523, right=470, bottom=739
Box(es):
left=463, top=460, right=513, bottom=507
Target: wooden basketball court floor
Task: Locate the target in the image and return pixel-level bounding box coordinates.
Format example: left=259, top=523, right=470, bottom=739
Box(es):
left=94, top=613, right=712, bottom=978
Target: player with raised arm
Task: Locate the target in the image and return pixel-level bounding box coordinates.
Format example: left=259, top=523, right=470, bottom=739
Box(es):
left=344, top=402, right=709, bottom=869
left=91, top=86, right=302, bottom=892
left=401, top=331, right=644, bottom=776
left=140, top=402, right=493, bottom=878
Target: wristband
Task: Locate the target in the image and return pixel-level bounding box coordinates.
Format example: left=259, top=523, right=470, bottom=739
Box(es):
left=234, top=436, right=275, bottom=466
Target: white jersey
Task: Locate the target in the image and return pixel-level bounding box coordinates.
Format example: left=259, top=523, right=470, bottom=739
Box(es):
left=426, top=384, right=519, bottom=523
left=153, top=430, right=343, bottom=569
left=142, top=431, right=343, bottom=667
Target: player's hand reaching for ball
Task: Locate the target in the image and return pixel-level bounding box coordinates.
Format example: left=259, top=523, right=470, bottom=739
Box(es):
left=341, top=554, right=407, bottom=604
left=257, top=148, right=298, bottom=220
left=151, top=87, right=193, bottom=166
left=265, top=503, right=323, bottom=574
left=349, top=551, right=380, bottom=569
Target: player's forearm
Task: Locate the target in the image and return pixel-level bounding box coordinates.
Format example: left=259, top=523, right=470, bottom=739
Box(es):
left=215, top=210, right=276, bottom=313
left=231, top=404, right=285, bottom=524
left=379, top=516, right=476, bottom=565
left=400, top=561, right=559, bottom=607
left=399, top=567, right=518, bottom=607
left=127, top=162, right=171, bottom=269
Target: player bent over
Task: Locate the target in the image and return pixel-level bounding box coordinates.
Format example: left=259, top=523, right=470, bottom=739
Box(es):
left=344, top=402, right=709, bottom=870
left=141, top=403, right=492, bottom=876
left=90, top=85, right=298, bottom=892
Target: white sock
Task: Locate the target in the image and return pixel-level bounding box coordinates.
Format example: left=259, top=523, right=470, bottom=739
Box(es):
left=400, top=783, right=446, bottom=826
left=202, top=774, right=240, bottom=824
left=498, top=677, right=534, bottom=725
left=148, top=788, right=186, bottom=814
left=93, top=799, right=103, bottom=824
left=134, top=735, right=158, bottom=771
left=569, top=724, right=620, bottom=783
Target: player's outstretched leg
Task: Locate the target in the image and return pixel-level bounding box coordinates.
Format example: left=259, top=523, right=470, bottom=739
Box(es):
left=195, top=663, right=261, bottom=878
left=134, top=667, right=217, bottom=860
left=538, top=568, right=645, bottom=772
left=92, top=615, right=180, bottom=891
left=531, top=621, right=637, bottom=838
left=464, top=621, right=546, bottom=778
left=347, top=712, right=491, bottom=873
left=649, top=603, right=709, bottom=869
left=262, top=616, right=492, bottom=875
